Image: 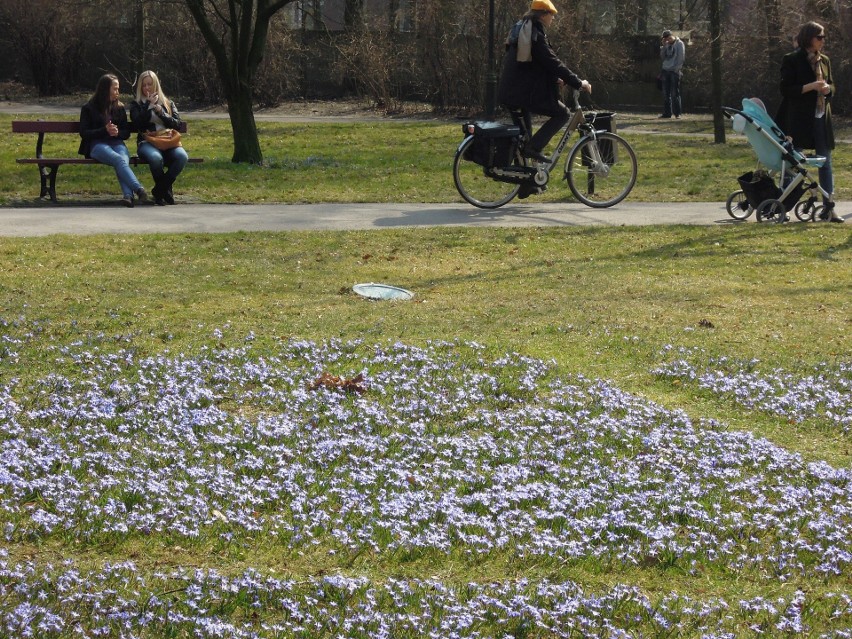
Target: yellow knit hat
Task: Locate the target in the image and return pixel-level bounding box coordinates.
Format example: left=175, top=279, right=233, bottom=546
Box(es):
left=530, top=0, right=558, bottom=13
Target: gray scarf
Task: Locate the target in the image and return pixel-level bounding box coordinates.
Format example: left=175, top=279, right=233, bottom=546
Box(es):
left=516, top=19, right=533, bottom=62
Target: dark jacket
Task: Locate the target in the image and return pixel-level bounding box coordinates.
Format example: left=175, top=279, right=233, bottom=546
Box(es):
left=777, top=47, right=834, bottom=150
left=497, top=18, right=582, bottom=116
left=78, top=101, right=131, bottom=158
left=129, top=98, right=182, bottom=145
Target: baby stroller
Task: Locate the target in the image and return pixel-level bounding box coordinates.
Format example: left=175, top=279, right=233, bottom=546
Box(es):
left=723, top=98, right=832, bottom=223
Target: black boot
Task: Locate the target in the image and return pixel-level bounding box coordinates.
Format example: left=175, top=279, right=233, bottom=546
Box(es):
left=157, top=174, right=176, bottom=205
left=517, top=183, right=546, bottom=200
left=151, top=182, right=166, bottom=206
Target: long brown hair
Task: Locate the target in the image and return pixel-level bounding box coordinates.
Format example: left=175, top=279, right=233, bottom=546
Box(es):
left=796, top=21, right=824, bottom=52
left=523, top=9, right=551, bottom=21
left=90, top=74, right=123, bottom=117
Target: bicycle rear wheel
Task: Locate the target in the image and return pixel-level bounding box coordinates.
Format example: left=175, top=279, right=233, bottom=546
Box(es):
left=565, top=132, right=637, bottom=208
left=454, top=136, right=521, bottom=209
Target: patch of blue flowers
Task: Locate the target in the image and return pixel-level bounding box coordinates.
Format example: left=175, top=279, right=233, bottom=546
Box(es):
left=653, top=345, right=851, bottom=433
left=0, top=330, right=849, bottom=636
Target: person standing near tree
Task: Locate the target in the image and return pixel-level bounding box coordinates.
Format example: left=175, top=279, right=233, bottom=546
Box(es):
left=659, top=30, right=685, bottom=119
left=777, top=21, right=843, bottom=222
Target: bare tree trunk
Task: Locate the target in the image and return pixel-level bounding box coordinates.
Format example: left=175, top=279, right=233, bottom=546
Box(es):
left=184, top=0, right=294, bottom=164
left=345, top=0, right=364, bottom=28
left=761, top=0, right=784, bottom=74
left=635, top=0, right=649, bottom=35
left=227, top=86, right=263, bottom=162
left=388, top=0, right=399, bottom=29
left=135, top=0, right=146, bottom=76
left=709, top=0, right=724, bottom=143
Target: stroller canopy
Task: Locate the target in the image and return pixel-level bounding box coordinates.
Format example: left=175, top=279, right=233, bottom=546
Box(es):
left=733, top=98, right=789, bottom=172
left=730, top=98, right=823, bottom=172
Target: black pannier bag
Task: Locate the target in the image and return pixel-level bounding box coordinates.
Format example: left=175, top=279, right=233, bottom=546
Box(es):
left=462, top=121, right=521, bottom=168
left=737, top=170, right=782, bottom=209
left=580, top=112, right=617, bottom=194
left=582, top=112, right=617, bottom=165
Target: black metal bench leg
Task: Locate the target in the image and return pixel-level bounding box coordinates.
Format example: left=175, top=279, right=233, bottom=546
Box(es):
left=39, top=165, right=59, bottom=202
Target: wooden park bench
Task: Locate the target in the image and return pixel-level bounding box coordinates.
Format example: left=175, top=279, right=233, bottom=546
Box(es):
left=12, top=120, right=203, bottom=202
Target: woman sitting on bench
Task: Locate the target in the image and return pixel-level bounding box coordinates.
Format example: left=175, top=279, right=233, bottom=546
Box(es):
left=130, top=70, right=190, bottom=206
left=78, top=74, right=148, bottom=208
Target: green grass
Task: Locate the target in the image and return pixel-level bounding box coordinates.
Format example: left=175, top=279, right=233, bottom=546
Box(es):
left=0, top=109, right=850, bottom=636
left=1, top=226, right=848, bottom=465
left=0, top=225, right=849, bottom=634
left=3, top=112, right=851, bottom=204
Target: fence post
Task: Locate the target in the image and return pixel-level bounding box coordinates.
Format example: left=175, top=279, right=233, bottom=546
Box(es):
left=485, top=0, right=496, bottom=118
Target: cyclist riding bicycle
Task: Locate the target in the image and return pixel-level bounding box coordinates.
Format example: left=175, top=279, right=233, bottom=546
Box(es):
left=497, top=0, right=592, bottom=199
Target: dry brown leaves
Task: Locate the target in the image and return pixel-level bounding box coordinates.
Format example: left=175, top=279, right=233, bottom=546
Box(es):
left=308, top=372, right=367, bottom=394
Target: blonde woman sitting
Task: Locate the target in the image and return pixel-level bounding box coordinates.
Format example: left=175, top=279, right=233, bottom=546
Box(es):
left=130, top=70, right=189, bottom=205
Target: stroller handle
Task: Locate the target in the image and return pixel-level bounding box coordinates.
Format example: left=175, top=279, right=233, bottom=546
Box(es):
left=722, top=106, right=787, bottom=141
left=721, top=106, right=740, bottom=119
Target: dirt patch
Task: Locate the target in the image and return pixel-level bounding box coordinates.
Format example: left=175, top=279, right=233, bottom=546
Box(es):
left=199, top=98, right=453, bottom=122
left=0, top=81, right=457, bottom=121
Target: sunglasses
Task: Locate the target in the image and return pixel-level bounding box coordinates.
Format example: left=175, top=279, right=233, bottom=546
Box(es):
left=815, top=34, right=826, bottom=40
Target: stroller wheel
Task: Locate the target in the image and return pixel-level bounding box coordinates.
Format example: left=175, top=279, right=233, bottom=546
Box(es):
left=794, top=200, right=817, bottom=222
left=813, top=205, right=830, bottom=221
left=756, top=199, right=788, bottom=223
left=726, top=189, right=753, bottom=220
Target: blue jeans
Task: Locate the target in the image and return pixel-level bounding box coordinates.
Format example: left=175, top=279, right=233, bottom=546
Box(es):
left=661, top=70, right=682, bottom=118
left=792, top=117, right=833, bottom=203
left=136, top=142, right=189, bottom=193
left=89, top=142, right=141, bottom=198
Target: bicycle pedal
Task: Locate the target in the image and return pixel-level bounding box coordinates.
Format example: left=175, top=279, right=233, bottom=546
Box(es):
left=517, top=184, right=546, bottom=200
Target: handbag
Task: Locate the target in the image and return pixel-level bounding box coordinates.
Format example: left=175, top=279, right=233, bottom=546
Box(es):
left=656, top=74, right=663, bottom=91
left=144, top=128, right=182, bottom=150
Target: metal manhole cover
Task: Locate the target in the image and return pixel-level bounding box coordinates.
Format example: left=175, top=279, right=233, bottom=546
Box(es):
left=352, top=283, right=414, bottom=301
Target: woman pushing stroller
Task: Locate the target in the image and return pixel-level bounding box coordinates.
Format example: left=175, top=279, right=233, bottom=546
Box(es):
left=777, top=21, right=843, bottom=222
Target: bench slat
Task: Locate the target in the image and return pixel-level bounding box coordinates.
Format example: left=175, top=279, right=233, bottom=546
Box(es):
left=12, top=121, right=79, bottom=133
left=17, top=158, right=97, bottom=164
left=16, top=158, right=204, bottom=164
left=12, top=120, right=189, bottom=133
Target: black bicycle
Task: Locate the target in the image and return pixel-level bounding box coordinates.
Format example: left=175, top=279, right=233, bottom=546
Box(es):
left=454, top=106, right=637, bottom=209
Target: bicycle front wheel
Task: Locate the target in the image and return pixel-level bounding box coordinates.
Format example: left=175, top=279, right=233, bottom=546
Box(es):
left=454, top=136, right=521, bottom=209
left=565, top=132, right=637, bottom=208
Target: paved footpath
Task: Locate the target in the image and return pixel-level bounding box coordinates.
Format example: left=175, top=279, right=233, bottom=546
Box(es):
left=0, top=201, right=769, bottom=237
left=3, top=101, right=846, bottom=234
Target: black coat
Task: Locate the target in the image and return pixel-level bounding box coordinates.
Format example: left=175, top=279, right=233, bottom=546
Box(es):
left=129, top=99, right=182, bottom=145
left=497, top=18, right=582, bottom=116
left=78, top=101, right=131, bottom=158
left=777, top=47, right=834, bottom=150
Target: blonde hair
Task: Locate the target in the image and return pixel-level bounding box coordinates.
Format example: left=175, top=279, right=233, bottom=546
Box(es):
left=135, top=70, right=172, bottom=116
